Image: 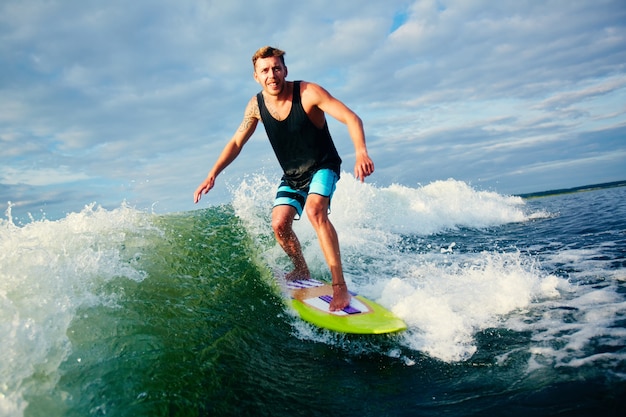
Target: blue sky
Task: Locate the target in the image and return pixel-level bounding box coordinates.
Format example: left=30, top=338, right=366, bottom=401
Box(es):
left=1, top=0, right=625, bottom=221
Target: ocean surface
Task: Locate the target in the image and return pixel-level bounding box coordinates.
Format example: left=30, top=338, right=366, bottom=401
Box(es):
left=1, top=176, right=625, bottom=417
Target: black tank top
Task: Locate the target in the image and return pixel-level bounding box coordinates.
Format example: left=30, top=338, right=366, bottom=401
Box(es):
left=257, top=81, right=341, bottom=190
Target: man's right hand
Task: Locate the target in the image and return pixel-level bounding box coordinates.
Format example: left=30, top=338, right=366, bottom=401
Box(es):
left=193, top=176, right=215, bottom=203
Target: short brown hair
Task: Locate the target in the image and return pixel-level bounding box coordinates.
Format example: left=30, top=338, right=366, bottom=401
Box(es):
left=252, top=46, right=286, bottom=68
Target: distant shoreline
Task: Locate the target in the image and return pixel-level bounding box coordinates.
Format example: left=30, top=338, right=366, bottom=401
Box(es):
left=517, top=180, right=626, bottom=199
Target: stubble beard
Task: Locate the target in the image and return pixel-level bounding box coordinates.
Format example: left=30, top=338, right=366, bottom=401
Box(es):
left=265, top=78, right=286, bottom=97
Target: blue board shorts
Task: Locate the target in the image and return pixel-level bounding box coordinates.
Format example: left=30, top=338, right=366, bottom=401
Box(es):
left=273, top=169, right=339, bottom=218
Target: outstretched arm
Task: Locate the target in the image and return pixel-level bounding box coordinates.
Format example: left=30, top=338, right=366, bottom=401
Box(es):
left=303, top=82, right=374, bottom=182
left=194, top=97, right=260, bottom=203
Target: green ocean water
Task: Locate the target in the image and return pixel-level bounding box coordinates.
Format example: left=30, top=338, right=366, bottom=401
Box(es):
left=2, top=178, right=625, bottom=416
left=17, top=206, right=412, bottom=417
left=44, top=207, right=291, bottom=416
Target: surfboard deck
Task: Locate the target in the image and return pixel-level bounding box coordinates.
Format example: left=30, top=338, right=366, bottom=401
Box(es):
left=284, top=278, right=407, bottom=334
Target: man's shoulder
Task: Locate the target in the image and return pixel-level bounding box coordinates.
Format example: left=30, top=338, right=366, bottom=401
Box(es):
left=298, top=80, right=321, bottom=91
left=299, top=81, right=331, bottom=106
left=300, top=80, right=326, bottom=97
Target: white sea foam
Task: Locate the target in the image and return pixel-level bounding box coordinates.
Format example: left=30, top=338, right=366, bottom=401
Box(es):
left=233, top=174, right=563, bottom=362
left=377, top=253, right=561, bottom=362
left=332, top=176, right=531, bottom=235
left=505, top=245, right=626, bottom=375
left=232, top=175, right=626, bottom=373
left=0, top=203, right=152, bottom=416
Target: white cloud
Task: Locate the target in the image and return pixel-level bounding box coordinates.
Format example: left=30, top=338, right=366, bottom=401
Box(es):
left=536, top=76, right=626, bottom=110
left=0, top=0, right=625, bottom=218
left=0, top=166, right=93, bottom=186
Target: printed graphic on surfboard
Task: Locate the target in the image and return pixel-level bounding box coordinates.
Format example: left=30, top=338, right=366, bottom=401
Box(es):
left=284, top=278, right=407, bottom=334
left=286, top=279, right=368, bottom=315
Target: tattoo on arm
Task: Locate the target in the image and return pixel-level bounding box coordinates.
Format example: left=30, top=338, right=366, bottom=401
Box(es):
left=238, top=100, right=260, bottom=132
left=238, top=117, right=254, bottom=132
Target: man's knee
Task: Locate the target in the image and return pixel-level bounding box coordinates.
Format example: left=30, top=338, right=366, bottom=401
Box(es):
left=272, top=216, right=288, bottom=236
left=305, top=197, right=329, bottom=225
left=272, top=206, right=296, bottom=237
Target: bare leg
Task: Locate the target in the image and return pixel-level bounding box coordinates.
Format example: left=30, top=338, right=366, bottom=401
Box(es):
left=272, top=205, right=310, bottom=281
left=305, top=194, right=350, bottom=311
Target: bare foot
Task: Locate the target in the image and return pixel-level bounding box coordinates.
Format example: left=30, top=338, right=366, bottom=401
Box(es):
left=284, top=267, right=310, bottom=281
left=329, top=284, right=351, bottom=311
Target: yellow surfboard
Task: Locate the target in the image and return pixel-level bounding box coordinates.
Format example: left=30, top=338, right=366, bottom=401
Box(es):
left=286, top=279, right=406, bottom=334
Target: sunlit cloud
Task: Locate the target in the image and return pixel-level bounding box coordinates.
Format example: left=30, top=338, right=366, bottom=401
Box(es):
left=0, top=0, right=624, bottom=220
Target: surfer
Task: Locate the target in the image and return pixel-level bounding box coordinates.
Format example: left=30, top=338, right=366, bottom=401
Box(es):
left=194, top=46, right=374, bottom=311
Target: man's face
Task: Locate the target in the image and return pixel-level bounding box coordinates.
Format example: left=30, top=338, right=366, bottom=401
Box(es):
left=254, top=56, right=288, bottom=96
